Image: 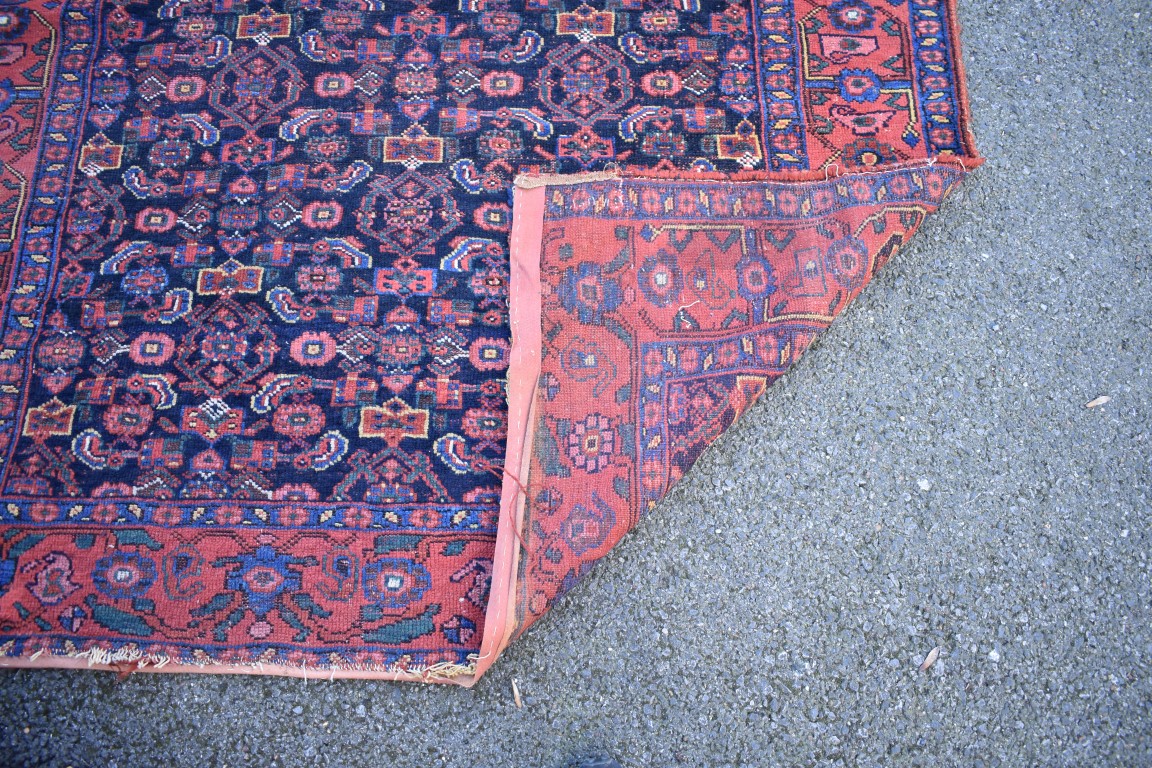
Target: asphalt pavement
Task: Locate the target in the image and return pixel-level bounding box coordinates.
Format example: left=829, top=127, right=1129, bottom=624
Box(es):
left=2, top=1, right=1150, bottom=766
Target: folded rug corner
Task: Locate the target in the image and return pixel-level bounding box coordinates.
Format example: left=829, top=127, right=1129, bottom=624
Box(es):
left=0, top=0, right=981, bottom=684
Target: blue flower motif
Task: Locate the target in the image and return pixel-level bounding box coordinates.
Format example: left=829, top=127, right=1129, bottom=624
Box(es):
left=561, top=493, right=616, bottom=556
left=824, top=236, right=870, bottom=290
left=736, top=254, right=778, bottom=302
left=558, top=261, right=624, bottom=325
left=828, top=0, right=875, bottom=32
left=636, top=250, right=683, bottom=308
left=121, top=265, right=169, bottom=297
left=222, top=545, right=304, bottom=618
left=0, top=10, right=29, bottom=42
left=363, top=558, right=432, bottom=611
left=93, top=552, right=157, bottom=600
left=838, top=68, right=882, bottom=103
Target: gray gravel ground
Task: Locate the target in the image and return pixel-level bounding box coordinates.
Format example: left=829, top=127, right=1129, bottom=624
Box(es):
left=3, top=1, right=1151, bottom=766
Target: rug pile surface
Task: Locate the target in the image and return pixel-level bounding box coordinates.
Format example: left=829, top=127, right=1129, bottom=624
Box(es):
left=0, top=0, right=979, bottom=683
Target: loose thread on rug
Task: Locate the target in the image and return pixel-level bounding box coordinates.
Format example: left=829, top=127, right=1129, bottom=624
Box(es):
left=475, top=458, right=530, bottom=551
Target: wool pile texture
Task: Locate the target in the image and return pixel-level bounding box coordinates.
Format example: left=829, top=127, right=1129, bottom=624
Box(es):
left=0, top=0, right=980, bottom=683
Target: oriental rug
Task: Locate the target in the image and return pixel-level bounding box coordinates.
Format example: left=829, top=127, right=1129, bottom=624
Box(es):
left=0, top=0, right=980, bottom=683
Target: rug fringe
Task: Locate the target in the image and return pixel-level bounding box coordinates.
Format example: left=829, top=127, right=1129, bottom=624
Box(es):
left=0, top=646, right=480, bottom=683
